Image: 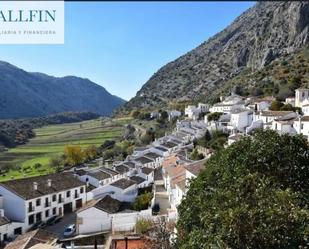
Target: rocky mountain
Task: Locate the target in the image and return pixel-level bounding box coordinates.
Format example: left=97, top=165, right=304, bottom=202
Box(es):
left=121, top=1, right=309, bottom=112
left=0, top=61, right=125, bottom=119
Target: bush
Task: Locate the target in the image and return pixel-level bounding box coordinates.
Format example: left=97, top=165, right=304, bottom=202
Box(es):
left=250, top=87, right=263, bottom=96
left=33, top=163, right=42, bottom=169
left=132, top=192, right=152, bottom=211
left=135, top=219, right=153, bottom=234
left=190, top=148, right=204, bottom=160
left=207, top=112, right=222, bottom=122
left=269, top=100, right=284, bottom=111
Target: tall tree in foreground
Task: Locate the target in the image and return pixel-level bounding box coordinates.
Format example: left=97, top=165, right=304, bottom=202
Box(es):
left=176, top=130, right=309, bottom=249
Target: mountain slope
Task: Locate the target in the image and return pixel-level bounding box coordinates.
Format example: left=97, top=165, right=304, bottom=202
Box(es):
left=122, top=1, right=309, bottom=111
left=0, top=61, right=125, bottom=119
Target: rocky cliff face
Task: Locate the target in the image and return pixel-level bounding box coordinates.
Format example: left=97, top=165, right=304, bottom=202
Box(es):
left=123, top=1, right=309, bottom=111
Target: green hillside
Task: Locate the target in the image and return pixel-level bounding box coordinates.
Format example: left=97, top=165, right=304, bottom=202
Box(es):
left=0, top=117, right=131, bottom=181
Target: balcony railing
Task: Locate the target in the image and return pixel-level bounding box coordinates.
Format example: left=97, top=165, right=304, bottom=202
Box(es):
left=28, top=206, right=35, bottom=212
left=45, top=202, right=51, bottom=208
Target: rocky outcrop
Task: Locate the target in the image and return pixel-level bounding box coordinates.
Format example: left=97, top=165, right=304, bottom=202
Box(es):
left=122, top=1, right=309, bottom=111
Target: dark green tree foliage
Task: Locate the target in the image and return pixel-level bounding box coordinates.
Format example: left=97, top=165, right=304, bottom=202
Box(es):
left=176, top=130, right=309, bottom=249
left=269, top=101, right=300, bottom=112
left=207, top=112, right=223, bottom=122
left=269, top=100, right=284, bottom=111
left=194, top=130, right=227, bottom=151
left=132, top=192, right=152, bottom=211
left=189, top=148, right=204, bottom=161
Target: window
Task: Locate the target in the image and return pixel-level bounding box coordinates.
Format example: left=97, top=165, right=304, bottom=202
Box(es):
left=36, top=198, right=41, bottom=206
left=80, top=187, right=84, bottom=194
left=52, top=194, right=56, bottom=202
left=14, top=227, right=22, bottom=235
left=36, top=212, right=42, bottom=222
left=66, top=191, right=71, bottom=198
left=28, top=202, right=34, bottom=212
left=45, top=210, right=49, bottom=218
left=28, top=215, right=34, bottom=225
left=52, top=207, right=56, bottom=215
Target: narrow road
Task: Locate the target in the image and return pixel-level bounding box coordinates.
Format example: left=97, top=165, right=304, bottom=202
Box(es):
left=155, top=184, right=170, bottom=215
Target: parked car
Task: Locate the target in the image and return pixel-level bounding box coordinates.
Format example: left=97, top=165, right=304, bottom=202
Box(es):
left=63, top=224, right=76, bottom=237
left=152, top=203, right=160, bottom=215
left=52, top=216, right=63, bottom=225
left=46, top=216, right=58, bottom=226
left=38, top=221, right=47, bottom=229
left=31, top=221, right=43, bottom=230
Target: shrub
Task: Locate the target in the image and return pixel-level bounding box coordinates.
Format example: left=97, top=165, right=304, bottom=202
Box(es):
left=132, top=192, right=152, bottom=211
left=207, top=112, right=222, bottom=122
left=135, top=219, right=153, bottom=234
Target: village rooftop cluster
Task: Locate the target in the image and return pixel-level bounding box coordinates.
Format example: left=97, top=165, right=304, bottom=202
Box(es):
left=0, top=88, right=308, bottom=248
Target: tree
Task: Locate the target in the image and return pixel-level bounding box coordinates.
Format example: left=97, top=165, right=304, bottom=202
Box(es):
left=139, top=112, right=151, bottom=120
left=132, top=192, right=152, bottom=211
left=195, top=130, right=211, bottom=147
left=189, top=148, right=204, bottom=160
left=131, top=110, right=141, bottom=119
left=49, top=155, right=63, bottom=172
left=250, top=87, right=263, bottom=96
left=158, top=111, right=169, bottom=124
left=141, top=129, right=156, bottom=145
left=280, top=103, right=294, bottom=111
left=177, top=130, right=309, bottom=249
left=123, top=124, right=136, bottom=140
left=83, top=145, right=98, bottom=161
left=146, top=218, right=175, bottom=249
left=64, top=145, right=84, bottom=166
left=269, top=100, right=284, bottom=111
left=207, top=112, right=222, bottom=122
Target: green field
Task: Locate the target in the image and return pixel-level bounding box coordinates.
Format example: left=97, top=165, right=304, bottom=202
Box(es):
left=0, top=117, right=131, bottom=181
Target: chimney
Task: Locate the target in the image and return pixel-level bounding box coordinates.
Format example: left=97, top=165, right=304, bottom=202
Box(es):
left=125, top=237, right=128, bottom=249
left=33, top=182, right=38, bottom=191
left=47, top=179, right=52, bottom=187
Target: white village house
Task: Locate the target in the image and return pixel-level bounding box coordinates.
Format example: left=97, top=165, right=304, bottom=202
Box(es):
left=295, top=88, right=309, bottom=107
left=209, top=95, right=245, bottom=114
left=294, top=116, right=309, bottom=141
left=92, top=178, right=138, bottom=202
left=75, top=167, right=120, bottom=188
left=0, top=205, right=24, bottom=243
left=229, top=109, right=253, bottom=132
left=76, top=194, right=152, bottom=235
left=0, top=173, right=87, bottom=231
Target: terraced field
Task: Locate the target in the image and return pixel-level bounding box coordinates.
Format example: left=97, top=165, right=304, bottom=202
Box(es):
left=0, top=117, right=131, bottom=181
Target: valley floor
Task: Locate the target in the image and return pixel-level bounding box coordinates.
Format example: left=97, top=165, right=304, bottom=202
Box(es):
left=0, top=117, right=131, bottom=181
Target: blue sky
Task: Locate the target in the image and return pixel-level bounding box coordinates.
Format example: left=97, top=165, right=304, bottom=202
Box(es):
left=0, top=2, right=254, bottom=100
